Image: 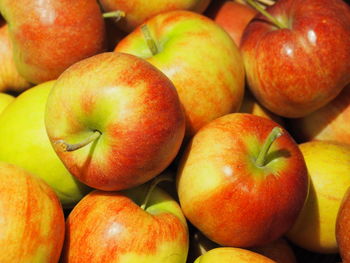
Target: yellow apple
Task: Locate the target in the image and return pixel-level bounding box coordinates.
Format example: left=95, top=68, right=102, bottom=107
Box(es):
left=0, top=92, right=13, bottom=113
left=287, top=141, right=350, bottom=253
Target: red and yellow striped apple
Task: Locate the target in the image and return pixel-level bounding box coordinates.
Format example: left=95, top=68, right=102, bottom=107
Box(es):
left=240, top=0, right=350, bottom=118
left=45, top=52, right=185, bottom=191
left=177, top=113, right=308, bottom=247
left=61, top=184, right=189, bottom=263
left=0, top=162, right=65, bottom=262
left=99, top=0, right=211, bottom=32
left=0, top=0, right=106, bottom=84
left=115, top=10, right=245, bottom=137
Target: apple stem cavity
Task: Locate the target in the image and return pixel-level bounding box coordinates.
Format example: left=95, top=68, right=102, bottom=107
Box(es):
left=54, top=130, right=102, bottom=152
left=244, top=0, right=287, bottom=29
left=141, top=24, right=158, bottom=56
left=255, top=127, right=284, bottom=167
left=141, top=173, right=174, bottom=210
left=102, top=10, right=126, bottom=22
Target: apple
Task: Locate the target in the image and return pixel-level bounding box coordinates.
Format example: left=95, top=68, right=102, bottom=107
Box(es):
left=177, top=113, right=308, bottom=248
left=115, top=10, right=245, bottom=137
left=287, top=141, right=350, bottom=254
left=240, top=0, right=350, bottom=118
left=0, top=161, right=65, bottom=262
left=194, top=247, right=276, bottom=263
left=0, top=81, right=90, bottom=208
left=60, top=182, right=189, bottom=262
left=45, top=52, right=185, bottom=191
left=288, top=83, right=350, bottom=145
left=0, top=0, right=106, bottom=84
left=99, top=0, right=211, bottom=32
left=336, top=188, right=350, bottom=262
left=205, top=0, right=257, bottom=46
left=0, top=23, right=31, bottom=93
left=0, top=92, right=14, bottom=113
left=251, top=238, right=297, bottom=263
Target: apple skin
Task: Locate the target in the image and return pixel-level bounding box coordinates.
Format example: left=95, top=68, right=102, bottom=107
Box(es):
left=251, top=238, right=297, bottom=263
left=0, top=162, right=65, bottom=262
left=0, top=23, right=31, bottom=93
left=0, top=0, right=106, bottom=84
left=45, top=52, right=185, bottom=191
left=0, top=81, right=90, bottom=208
left=205, top=0, right=257, bottom=46
left=287, top=141, right=350, bottom=254
left=99, top=0, right=211, bottom=32
left=61, top=185, right=189, bottom=263
left=288, top=84, right=350, bottom=145
left=177, top=113, right=308, bottom=248
left=0, top=92, right=14, bottom=113
left=336, top=188, right=350, bottom=263
left=240, top=0, right=350, bottom=118
left=194, top=247, right=276, bottom=263
left=115, top=10, right=245, bottom=137
left=239, top=90, right=284, bottom=126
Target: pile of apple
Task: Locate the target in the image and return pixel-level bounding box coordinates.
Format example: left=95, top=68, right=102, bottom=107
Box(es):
left=0, top=0, right=350, bottom=262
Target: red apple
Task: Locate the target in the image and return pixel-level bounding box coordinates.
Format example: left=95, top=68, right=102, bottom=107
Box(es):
left=45, top=52, right=185, bottom=191
left=205, top=0, right=257, bottom=46
left=61, top=183, right=189, bottom=262
left=0, top=162, right=65, bottom=262
left=288, top=83, right=350, bottom=145
left=177, top=113, right=308, bottom=247
left=115, top=10, right=245, bottom=137
left=240, top=0, right=350, bottom=118
left=99, top=0, right=211, bottom=32
left=0, top=23, right=31, bottom=93
left=336, top=188, right=350, bottom=263
left=0, top=0, right=106, bottom=84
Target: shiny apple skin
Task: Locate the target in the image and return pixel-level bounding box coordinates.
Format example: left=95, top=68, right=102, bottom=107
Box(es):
left=61, top=186, right=189, bottom=263
left=0, top=162, right=65, bottom=263
left=0, top=0, right=106, bottom=84
left=240, top=0, right=350, bottom=118
left=45, top=52, right=185, bottom=191
left=115, top=10, right=245, bottom=138
left=177, top=113, right=308, bottom=247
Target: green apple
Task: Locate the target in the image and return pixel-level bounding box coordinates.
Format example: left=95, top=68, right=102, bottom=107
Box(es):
left=45, top=52, right=185, bottom=191
left=115, top=10, right=245, bottom=137
left=61, top=182, right=189, bottom=262
left=287, top=141, right=350, bottom=253
left=0, top=92, right=14, bottom=113
left=0, top=162, right=65, bottom=262
left=0, top=81, right=90, bottom=208
left=194, top=247, right=276, bottom=263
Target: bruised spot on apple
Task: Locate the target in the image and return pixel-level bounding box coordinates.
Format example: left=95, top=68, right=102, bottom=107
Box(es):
left=177, top=113, right=308, bottom=248
left=45, top=52, right=185, bottom=191
left=61, top=184, right=189, bottom=263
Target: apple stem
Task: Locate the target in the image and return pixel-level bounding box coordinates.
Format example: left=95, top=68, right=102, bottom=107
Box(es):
left=255, top=127, right=284, bottom=167
left=54, top=130, right=102, bottom=152
left=141, top=173, right=174, bottom=210
left=244, top=0, right=288, bottom=29
left=102, top=10, right=126, bottom=22
left=141, top=24, right=158, bottom=56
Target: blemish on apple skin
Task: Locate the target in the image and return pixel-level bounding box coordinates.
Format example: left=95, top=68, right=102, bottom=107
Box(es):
left=222, top=165, right=234, bottom=178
